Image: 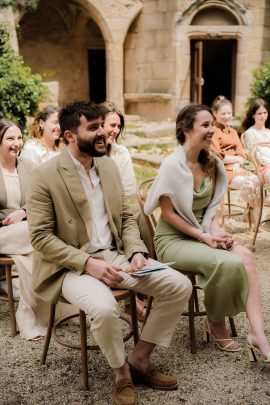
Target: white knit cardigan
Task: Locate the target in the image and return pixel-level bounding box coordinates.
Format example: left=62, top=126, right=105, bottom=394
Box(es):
left=144, top=145, right=228, bottom=233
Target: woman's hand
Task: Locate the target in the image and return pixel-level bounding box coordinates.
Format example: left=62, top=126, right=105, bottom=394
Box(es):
left=2, top=209, right=26, bottom=225
left=208, top=224, right=235, bottom=250
left=200, top=233, right=228, bottom=249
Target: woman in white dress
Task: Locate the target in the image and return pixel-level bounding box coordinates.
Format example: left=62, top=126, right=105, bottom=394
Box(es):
left=22, top=105, right=75, bottom=321
left=101, top=102, right=137, bottom=200
left=0, top=119, right=48, bottom=340
left=21, top=105, right=61, bottom=164
left=101, top=102, right=149, bottom=320
left=242, top=98, right=270, bottom=183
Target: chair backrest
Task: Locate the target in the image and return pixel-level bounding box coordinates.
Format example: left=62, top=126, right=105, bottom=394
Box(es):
left=241, top=133, right=267, bottom=189
left=240, top=131, right=248, bottom=150
left=136, top=178, right=157, bottom=259
left=250, top=142, right=270, bottom=191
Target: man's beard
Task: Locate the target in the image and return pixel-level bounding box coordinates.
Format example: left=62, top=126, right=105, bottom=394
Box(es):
left=77, top=134, right=107, bottom=157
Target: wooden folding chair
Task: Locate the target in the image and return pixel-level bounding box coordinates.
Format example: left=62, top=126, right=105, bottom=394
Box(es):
left=0, top=256, right=18, bottom=337
left=41, top=289, right=138, bottom=390
left=137, top=177, right=237, bottom=354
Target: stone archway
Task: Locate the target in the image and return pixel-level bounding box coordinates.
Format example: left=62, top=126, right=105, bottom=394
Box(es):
left=19, top=0, right=107, bottom=105
left=18, top=0, right=143, bottom=110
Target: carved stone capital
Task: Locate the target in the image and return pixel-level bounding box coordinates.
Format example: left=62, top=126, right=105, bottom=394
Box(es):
left=99, top=0, right=142, bottom=18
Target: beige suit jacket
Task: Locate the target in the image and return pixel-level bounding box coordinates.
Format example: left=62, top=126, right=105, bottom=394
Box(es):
left=0, top=156, right=37, bottom=221
left=26, top=147, right=148, bottom=304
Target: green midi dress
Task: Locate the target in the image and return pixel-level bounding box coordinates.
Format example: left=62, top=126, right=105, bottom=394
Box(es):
left=154, top=176, right=249, bottom=322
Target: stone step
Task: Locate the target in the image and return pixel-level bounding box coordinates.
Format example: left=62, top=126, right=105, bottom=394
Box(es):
left=122, top=133, right=176, bottom=149
left=131, top=152, right=163, bottom=168
left=126, top=121, right=175, bottom=138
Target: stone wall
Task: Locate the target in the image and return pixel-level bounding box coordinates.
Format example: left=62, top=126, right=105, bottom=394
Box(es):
left=1, top=0, right=268, bottom=120
left=124, top=0, right=176, bottom=119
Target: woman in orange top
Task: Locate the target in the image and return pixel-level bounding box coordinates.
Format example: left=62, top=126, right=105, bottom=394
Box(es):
left=210, top=96, right=259, bottom=209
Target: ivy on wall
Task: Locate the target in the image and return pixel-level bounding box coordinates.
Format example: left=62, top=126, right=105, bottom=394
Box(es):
left=0, top=23, right=47, bottom=130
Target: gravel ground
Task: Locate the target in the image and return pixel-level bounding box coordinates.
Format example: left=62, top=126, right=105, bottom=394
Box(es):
left=1, top=221, right=270, bottom=405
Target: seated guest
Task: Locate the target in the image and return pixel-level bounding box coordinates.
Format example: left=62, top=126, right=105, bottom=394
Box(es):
left=101, top=101, right=137, bottom=200
left=242, top=98, right=270, bottom=183
left=0, top=119, right=48, bottom=340
left=21, top=105, right=61, bottom=164
left=210, top=96, right=259, bottom=211
left=101, top=101, right=150, bottom=320
left=26, top=101, right=192, bottom=405
left=145, top=104, right=270, bottom=361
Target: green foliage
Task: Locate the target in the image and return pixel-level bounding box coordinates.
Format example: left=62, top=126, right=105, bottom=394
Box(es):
left=0, top=0, right=39, bottom=11
left=134, top=165, right=157, bottom=183
left=0, top=23, right=47, bottom=130
left=249, top=61, right=270, bottom=106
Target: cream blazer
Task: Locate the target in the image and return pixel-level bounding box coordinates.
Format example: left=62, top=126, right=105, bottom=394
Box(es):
left=26, top=147, right=148, bottom=304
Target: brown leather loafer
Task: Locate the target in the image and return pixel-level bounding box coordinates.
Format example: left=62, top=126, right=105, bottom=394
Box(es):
left=112, top=378, right=136, bottom=405
left=127, top=362, right=178, bottom=391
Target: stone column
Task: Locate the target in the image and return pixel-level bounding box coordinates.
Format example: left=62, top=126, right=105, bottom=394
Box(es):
left=106, top=40, right=124, bottom=111
left=0, top=6, right=19, bottom=53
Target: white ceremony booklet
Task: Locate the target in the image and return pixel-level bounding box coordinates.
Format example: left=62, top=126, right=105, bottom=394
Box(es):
left=131, top=262, right=176, bottom=277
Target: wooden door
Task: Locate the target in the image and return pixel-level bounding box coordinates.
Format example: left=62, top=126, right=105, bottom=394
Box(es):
left=190, top=40, right=203, bottom=103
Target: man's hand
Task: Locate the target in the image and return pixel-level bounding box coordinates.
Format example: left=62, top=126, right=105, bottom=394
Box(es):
left=129, top=253, right=149, bottom=272
left=84, top=257, right=124, bottom=286
left=2, top=209, right=26, bottom=225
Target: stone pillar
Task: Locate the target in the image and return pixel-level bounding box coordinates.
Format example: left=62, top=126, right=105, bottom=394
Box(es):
left=0, top=6, right=19, bottom=53
left=106, top=40, right=124, bottom=111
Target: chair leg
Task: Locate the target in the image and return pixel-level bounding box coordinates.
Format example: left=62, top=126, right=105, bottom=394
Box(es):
left=252, top=199, right=264, bottom=246
left=79, top=310, right=89, bottom=391
left=227, top=190, right=231, bottom=217
left=191, top=274, right=200, bottom=314
left=188, top=290, right=196, bottom=354
left=5, top=265, right=17, bottom=337
left=129, top=291, right=139, bottom=344
left=41, top=304, right=56, bottom=365
left=228, top=317, right=237, bottom=337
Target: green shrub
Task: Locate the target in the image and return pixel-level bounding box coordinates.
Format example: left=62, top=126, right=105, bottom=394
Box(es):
left=249, top=61, right=270, bottom=106
left=0, top=23, right=46, bottom=130
left=0, top=1, right=38, bottom=12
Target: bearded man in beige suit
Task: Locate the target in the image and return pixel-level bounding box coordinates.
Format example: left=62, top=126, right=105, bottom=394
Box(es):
left=26, top=101, right=192, bottom=405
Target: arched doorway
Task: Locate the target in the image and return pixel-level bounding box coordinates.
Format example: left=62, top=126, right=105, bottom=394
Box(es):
left=18, top=0, right=106, bottom=105
left=189, top=5, right=239, bottom=107
left=190, top=39, right=237, bottom=107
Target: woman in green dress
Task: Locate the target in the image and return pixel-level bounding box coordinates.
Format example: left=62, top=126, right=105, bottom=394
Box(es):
left=145, top=104, right=270, bottom=361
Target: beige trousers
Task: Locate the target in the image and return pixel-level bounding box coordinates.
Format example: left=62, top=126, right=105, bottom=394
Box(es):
left=62, top=248, right=192, bottom=368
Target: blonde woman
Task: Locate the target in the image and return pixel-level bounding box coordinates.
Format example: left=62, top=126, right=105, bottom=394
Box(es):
left=210, top=96, right=260, bottom=218
left=21, top=105, right=61, bottom=164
